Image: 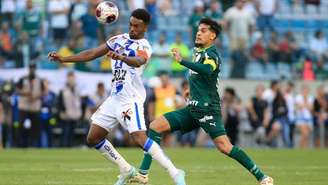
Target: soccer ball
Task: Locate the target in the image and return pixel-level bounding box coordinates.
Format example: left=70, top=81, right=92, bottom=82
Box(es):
left=95, top=1, right=119, bottom=24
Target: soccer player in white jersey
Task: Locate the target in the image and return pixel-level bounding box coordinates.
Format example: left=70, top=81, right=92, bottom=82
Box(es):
left=48, top=9, right=186, bottom=185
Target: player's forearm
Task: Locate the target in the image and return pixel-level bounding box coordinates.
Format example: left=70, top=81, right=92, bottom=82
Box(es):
left=121, top=56, right=145, bottom=67
left=180, top=60, right=213, bottom=75
left=61, top=49, right=99, bottom=63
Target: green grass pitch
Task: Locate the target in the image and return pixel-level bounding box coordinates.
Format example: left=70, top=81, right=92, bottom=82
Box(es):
left=0, top=148, right=327, bottom=185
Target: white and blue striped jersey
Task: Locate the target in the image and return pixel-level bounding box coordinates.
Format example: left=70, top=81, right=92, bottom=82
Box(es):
left=106, top=33, right=152, bottom=103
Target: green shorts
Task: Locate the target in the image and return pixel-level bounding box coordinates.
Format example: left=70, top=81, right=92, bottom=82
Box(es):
left=164, top=107, right=226, bottom=139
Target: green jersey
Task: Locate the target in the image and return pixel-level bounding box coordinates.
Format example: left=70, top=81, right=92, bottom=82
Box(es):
left=185, top=45, right=221, bottom=111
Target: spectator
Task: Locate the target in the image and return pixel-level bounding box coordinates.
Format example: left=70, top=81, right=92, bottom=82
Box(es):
left=247, top=84, right=270, bottom=144
left=205, top=0, right=223, bottom=22
left=267, top=90, right=290, bottom=147
left=315, top=59, right=328, bottom=80
left=89, top=82, right=108, bottom=113
left=222, top=87, right=241, bottom=145
left=267, top=31, right=280, bottom=64
left=20, top=0, right=43, bottom=57
left=16, top=63, right=44, bottom=147
left=158, top=0, right=178, bottom=16
left=223, top=0, right=255, bottom=51
left=48, top=0, right=70, bottom=47
left=58, top=71, right=82, bottom=147
left=313, top=85, right=328, bottom=148
left=278, top=31, right=298, bottom=65
left=127, top=0, right=145, bottom=10
left=145, top=0, right=158, bottom=41
left=170, top=33, right=190, bottom=77
left=188, top=1, right=205, bottom=43
left=224, top=0, right=255, bottom=78
left=0, top=80, right=15, bottom=147
left=57, top=39, right=81, bottom=69
left=251, top=32, right=268, bottom=66
left=79, top=4, right=100, bottom=49
left=284, top=81, right=296, bottom=147
left=309, top=30, right=328, bottom=63
left=21, top=0, right=42, bottom=38
left=255, top=0, right=278, bottom=33
left=0, top=22, right=14, bottom=62
left=295, top=84, right=314, bottom=148
left=69, top=0, right=88, bottom=23
left=152, top=33, right=170, bottom=71
left=1, top=0, right=15, bottom=26
left=40, top=79, right=56, bottom=147
left=154, top=71, right=177, bottom=146
left=302, top=56, right=315, bottom=81
left=263, top=80, right=280, bottom=106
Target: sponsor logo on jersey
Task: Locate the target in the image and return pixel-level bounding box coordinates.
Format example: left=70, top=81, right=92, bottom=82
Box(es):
left=198, top=115, right=213, bottom=123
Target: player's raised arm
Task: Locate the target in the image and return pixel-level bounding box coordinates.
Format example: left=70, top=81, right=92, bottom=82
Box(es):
left=171, top=48, right=215, bottom=75
left=107, top=50, right=147, bottom=67
left=48, top=43, right=109, bottom=63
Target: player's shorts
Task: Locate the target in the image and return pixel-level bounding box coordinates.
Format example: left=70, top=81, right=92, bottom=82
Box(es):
left=90, top=97, right=146, bottom=133
left=164, top=107, right=226, bottom=139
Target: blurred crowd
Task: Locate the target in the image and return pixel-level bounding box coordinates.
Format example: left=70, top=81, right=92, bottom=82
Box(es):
left=0, top=0, right=327, bottom=79
left=0, top=65, right=327, bottom=149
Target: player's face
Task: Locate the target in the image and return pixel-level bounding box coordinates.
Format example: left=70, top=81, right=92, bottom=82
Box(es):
left=129, top=17, right=147, bottom=39
left=195, top=24, right=216, bottom=47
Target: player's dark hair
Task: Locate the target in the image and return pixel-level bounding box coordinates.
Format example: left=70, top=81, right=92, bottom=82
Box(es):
left=199, top=17, right=221, bottom=38
left=131, top=9, right=151, bottom=25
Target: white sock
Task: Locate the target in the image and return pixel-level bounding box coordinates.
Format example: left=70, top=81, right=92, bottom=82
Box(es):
left=144, top=138, right=179, bottom=179
left=95, top=139, right=131, bottom=173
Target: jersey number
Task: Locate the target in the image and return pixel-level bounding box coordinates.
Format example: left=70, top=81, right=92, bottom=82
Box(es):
left=112, top=69, right=127, bottom=82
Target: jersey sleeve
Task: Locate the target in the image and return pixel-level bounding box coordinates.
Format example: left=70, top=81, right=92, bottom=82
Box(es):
left=105, top=35, right=121, bottom=51
left=137, top=40, right=152, bottom=62
left=204, top=51, right=220, bottom=71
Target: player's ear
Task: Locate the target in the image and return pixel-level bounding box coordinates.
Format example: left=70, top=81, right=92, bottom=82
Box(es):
left=210, top=32, right=216, bottom=41
left=143, top=24, right=148, bottom=32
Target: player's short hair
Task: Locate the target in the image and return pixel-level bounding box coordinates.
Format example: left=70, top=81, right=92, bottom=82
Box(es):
left=199, top=17, right=221, bottom=38
left=131, top=9, right=151, bottom=25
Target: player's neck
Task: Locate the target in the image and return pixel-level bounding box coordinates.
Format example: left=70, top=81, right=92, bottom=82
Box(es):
left=196, top=43, right=213, bottom=51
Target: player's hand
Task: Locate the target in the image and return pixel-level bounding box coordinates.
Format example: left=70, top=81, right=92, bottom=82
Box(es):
left=48, top=52, right=64, bottom=63
left=107, top=51, right=124, bottom=60
left=171, top=48, right=182, bottom=63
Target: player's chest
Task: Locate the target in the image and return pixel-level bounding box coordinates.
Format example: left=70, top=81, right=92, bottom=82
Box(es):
left=112, top=39, right=139, bottom=57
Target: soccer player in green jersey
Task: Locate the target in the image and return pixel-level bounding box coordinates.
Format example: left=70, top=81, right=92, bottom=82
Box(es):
left=129, top=17, right=274, bottom=185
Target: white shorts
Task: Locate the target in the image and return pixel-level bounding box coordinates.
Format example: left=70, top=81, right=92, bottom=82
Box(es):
left=90, top=97, right=146, bottom=133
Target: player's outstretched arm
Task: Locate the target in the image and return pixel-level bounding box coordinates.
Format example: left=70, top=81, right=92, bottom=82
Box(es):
left=171, top=48, right=214, bottom=75
left=107, top=51, right=146, bottom=67
left=48, top=44, right=109, bottom=63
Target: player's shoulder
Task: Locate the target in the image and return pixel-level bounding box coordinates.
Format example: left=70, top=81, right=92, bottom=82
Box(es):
left=138, top=38, right=151, bottom=47
left=136, top=38, right=152, bottom=54
left=205, top=46, right=220, bottom=62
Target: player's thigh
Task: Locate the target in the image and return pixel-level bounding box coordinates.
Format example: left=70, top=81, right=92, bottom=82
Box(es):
left=117, top=101, right=147, bottom=134
left=164, top=107, right=199, bottom=133
left=90, top=99, right=119, bottom=134
left=195, top=113, right=226, bottom=139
